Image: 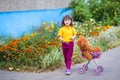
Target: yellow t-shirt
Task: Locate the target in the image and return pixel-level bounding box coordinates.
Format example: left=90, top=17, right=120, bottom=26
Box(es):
left=58, top=26, right=77, bottom=42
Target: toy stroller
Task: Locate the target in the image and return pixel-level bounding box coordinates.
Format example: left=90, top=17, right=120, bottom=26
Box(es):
left=76, top=35, right=104, bottom=76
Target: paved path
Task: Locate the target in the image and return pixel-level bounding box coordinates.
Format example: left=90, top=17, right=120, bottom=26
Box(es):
left=0, top=46, right=120, bottom=80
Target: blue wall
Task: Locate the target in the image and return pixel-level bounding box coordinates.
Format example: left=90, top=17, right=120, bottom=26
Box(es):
left=0, top=8, right=72, bottom=38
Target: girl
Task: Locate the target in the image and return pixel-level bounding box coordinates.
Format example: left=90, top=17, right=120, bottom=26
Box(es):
left=57, top=15, right=77, bottom=75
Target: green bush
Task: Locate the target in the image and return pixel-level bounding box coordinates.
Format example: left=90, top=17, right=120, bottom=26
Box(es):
left=69, top=0, right=120, bottom=26
left=69, top=0, right=91, bottom=22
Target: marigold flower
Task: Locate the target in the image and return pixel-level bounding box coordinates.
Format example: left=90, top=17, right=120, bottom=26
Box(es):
left=89, top=32, right=95, bottom=36
left=42, top=36, right=45, bottom=38
left=0, top=48, right=2, bottom=52
left=23, top=36, right=28, bottom=41
left=102, top=26, right=107, bottom=32
left=107, top=25, right=112, bottom=29
left=3, top=55, right=6, bottom=58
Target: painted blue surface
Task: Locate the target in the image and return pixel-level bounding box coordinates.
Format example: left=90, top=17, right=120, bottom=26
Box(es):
left=0, top=8, right=72, bottom=38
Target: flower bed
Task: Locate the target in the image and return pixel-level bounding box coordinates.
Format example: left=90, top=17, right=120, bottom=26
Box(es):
left=0, top=21, right=120, bottom=72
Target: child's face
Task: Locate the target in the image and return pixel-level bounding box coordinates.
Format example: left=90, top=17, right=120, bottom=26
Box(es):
left=64, top=18, right=71, bottom=26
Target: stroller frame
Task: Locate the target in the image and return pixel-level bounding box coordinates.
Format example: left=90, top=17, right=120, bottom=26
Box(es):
left=78, top=52, right=104, bottom=76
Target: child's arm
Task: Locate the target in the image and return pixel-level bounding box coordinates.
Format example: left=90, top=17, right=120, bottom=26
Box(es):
left=57, top=36, right=64, bottom=42
left=71, top=35, right=76, bottom=41
left=59, top=36, right=64, bottom=42
left=71, top=27, right=77, bottom=41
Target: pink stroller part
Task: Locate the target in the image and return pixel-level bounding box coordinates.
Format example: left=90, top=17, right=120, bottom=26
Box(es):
left=90, top=52, right=102, bottom=59
left=80, top=50, right=102, bottom=59
left=78, top=51, right=104, bottom=76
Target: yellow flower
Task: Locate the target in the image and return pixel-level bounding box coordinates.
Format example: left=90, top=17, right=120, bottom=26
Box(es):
left=16, top=68, right=20, bottom=71
left=58, top=28, right=61, bottom=30
left=48, top=42, right=51, bottom=44
left=42, top=22, right=47, bottom=25
left=42, top=36, right=45, bottom=38
left=8, top=67, right=14, bottom=71
left=51, top=25, right=54, bottom=29
left=30, top=33, right=34, bottom=37
left=50, top=21, right=53, bottom=25
left=95, top=27, right=100, bottom=30
left=45, top=26, right=50, bottom=30
left=107, top=25, right=112, bottom=29
left=33, top=32, right=38, bottom=36
left=49, top=30, right=52, bottom=32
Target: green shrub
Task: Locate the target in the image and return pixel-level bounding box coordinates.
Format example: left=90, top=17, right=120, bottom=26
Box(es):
left=69, top=0, right=120, bottom=26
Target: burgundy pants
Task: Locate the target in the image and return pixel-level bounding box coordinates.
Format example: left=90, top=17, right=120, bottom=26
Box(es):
left=62, top=42, right=74, bottom=69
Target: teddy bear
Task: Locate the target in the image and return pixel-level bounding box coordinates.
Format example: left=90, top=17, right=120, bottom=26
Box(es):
left=77, top=35, right=102, bottom=61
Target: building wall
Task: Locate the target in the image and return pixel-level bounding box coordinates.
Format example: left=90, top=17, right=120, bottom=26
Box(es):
left=0, top=0, right=72, bottom=37
left=0, top=0, right=71, bottom=12
left=0, top=8, right=72, bottom=37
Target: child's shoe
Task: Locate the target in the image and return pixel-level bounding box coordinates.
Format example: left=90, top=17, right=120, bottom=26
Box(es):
left=66, top=69, right=71, bottom=75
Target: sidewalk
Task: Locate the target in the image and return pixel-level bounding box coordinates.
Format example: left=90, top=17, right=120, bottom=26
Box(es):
left=0, top=46, right=120, bottom=80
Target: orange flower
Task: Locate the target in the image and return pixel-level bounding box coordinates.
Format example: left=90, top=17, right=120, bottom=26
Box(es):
left=3, top=46, right=9, bottom=50
left=9, top=47, right=15, bottom=51
left=107, top=25, right=112, bottom=29
left=3, top=55, right=6, bottom=59
left=89, top=32, right=94, bottom=36
left=76, top=33, right=82, bottom=37
left=22, top=36, right=28, bottom=41
left=14, top=56, right=17, bottom=60
left=89, top=32, right=100, bottom=37
left=0, top=48, right=2, bottom=52
left=102, top=26, right=107, bottom=32
left=93, top=32, right=100, bottom=37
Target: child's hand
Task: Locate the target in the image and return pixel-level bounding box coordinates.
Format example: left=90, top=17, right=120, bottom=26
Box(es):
left=71, top=35, right=76, bottom=41
left=59, top=37, right=64, bottom=42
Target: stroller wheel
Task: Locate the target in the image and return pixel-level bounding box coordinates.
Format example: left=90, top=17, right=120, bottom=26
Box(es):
left=78, top=68, right=85, bottom=74
left=97, top=66, right=104, bottom=72
left=82, top=64, right=88, bottom=71
left=93, top=69, right=101, bottom=76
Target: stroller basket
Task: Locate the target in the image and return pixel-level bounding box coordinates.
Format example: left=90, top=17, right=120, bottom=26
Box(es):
left=81, top=50, right=102, bottom=60
left=90, top=52, right=102, bottom=59
left=79, top=50, right=103, bottom=76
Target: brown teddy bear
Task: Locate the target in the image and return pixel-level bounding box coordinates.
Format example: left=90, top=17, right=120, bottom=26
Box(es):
left=77, top=35, right=102, bottom=61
